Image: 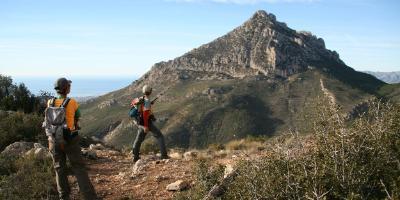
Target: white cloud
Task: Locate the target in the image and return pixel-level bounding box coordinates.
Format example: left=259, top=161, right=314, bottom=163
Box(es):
left=166, top=0, right=318, bottom=4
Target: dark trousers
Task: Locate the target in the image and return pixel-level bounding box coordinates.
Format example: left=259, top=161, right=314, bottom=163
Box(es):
left=50, top=136, right=97, bottom=200
left=132, top=122, right=168, bottom=159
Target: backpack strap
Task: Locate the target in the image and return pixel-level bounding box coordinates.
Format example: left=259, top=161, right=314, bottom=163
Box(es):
left=60, top=97, right=71, bottom=108
left=50, top=98, right=57, bottom=107
left=139, top=96, right=146, bottom=117
left=140, top=96, right=146, bottom=104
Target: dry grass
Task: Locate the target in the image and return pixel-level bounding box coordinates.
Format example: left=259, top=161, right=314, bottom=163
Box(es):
left=176, top=98, right=400, bottom=200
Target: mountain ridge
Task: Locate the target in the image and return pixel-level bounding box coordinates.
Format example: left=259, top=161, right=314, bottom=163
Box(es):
left=363, top=71, right=400, bottom=83
left=80, top=10, right=386, bottom=149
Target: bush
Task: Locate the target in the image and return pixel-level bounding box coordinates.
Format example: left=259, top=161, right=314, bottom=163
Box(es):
left=176, top=99, right=400, bottom=199
left=223, top=99, right=400, bottom=199
left=0, top=112, right=46, bottom=151
left=0, top=74, right=51, bottom=114
left=0, top=154, right=58, bottom=200
left=224, top=136, right=266, bottom=152
left=174, top=158, right=224, bottom=200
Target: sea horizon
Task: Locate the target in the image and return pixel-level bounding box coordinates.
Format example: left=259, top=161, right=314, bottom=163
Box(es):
left=12, top=76, right=137, bottom=97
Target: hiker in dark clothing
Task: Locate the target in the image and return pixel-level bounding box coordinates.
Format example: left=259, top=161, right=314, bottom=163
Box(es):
left=45, top=77, right=98, bottom=200
left=131, top=85, right=168, bottom=162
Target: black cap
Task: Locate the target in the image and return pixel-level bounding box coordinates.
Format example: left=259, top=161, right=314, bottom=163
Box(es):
left=54, top=77, right=72, bottom=92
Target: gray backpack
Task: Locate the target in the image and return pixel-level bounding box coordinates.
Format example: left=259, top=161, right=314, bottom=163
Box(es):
left=42, top=98, right=70, bottom=146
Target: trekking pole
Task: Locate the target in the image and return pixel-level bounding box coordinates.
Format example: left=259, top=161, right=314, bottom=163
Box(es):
left=151, top=97, right=159, bottom=105
left=150, top=86, right=170, bottom=105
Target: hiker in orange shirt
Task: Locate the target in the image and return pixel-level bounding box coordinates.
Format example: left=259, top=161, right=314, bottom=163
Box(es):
left=47, top=77, right=98, bottom=200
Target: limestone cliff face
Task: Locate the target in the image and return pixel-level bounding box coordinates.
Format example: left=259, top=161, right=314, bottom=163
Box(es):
left=139, top=10, right=342, bottom=87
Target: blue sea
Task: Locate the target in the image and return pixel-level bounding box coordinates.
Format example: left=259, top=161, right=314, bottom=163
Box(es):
left=13, top=76, right=136, bottom=97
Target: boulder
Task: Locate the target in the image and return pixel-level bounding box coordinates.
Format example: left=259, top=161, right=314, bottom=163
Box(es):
left=132, top=159, right=146, bottom=175
left=1, top=142, right=34, bottom=157
left=166, top=180, right=189, bottom=191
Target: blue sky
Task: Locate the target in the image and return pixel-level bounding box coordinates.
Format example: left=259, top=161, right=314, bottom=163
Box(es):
left=0, top=0, right=399, bottom=78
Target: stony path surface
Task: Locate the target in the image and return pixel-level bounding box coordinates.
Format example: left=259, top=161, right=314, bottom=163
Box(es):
left=70, top=149, right=195, bottom=200
left=66, top=142, right=266, bottom=200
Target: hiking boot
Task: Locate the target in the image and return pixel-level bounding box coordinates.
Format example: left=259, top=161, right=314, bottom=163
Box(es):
left=133, top=157, right=140, bottom=163
left=160, top=155, right=170, bottom=160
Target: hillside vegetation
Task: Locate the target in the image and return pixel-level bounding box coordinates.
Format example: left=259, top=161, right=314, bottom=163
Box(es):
left=0, top=74, right=50, bottom=151
left=80, top=69, right=375, bottom=149
left=0, top=74, right=58, bottom=199
left=378, top=83, right=400, bottom=103
left=177, top=99, right=400, bottom=199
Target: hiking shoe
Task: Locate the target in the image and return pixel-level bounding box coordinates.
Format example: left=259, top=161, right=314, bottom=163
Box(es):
left=160, top=155, right=170, bottom=160
left=133, top=157, right=140, bottom=163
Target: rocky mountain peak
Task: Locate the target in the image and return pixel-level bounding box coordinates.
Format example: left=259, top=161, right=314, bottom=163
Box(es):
left=250, top=10, right=276, bottom=22
left=134, top=10, right=344, bottom=89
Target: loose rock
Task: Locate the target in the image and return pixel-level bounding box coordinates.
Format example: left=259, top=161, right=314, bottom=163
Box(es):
left=183, top=151, right=198, bottom=160
left=81, top=149, right=97, bottom=159
left=166, top=180, right=189, bottom=191
left=132, top=159, right=146, bottom=175
left=169, top=152, right=183, bottom=159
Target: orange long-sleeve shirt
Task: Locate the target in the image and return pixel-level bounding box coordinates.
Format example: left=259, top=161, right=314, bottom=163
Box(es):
left=132, top=96, right=152, bottom=128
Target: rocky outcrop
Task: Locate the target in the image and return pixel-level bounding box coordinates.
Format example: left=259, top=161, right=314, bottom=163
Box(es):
left=1, top=142, right=50, bottom=158
left=139, top=10, right=342, bottom=87
left=98, top=99, right=118, bottom=109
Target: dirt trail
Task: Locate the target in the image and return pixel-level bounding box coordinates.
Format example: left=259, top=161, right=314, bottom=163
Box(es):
left=320, top=79, right=336, bottom=106
left=69, top=150, right=195, bottom=200
left=66, top=144, right=265, bottom=200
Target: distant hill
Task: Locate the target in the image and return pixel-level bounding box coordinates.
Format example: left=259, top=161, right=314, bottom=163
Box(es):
left=378, top=83, right=400, bottom=102
left=80, top=10, right=385, bottom=149
left=363, top=71, right=400, bottom=83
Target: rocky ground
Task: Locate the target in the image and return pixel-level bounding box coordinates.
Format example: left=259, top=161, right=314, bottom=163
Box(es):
left=70, top=149, right=194, bottom=200
left=1, top=141, right=265, bottom=200
left=70, top=145, right=255, bottom=200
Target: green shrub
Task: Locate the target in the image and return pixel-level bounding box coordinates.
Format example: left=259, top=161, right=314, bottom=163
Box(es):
left=174, top=158, right=224, bottom=200
left=223, top=99, right=400, bottom=199
left=0, top=112, right=46, bottom=151
left=0, top=155, right=58, bottom=200
left=176, top=99, right=400, bottom=199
